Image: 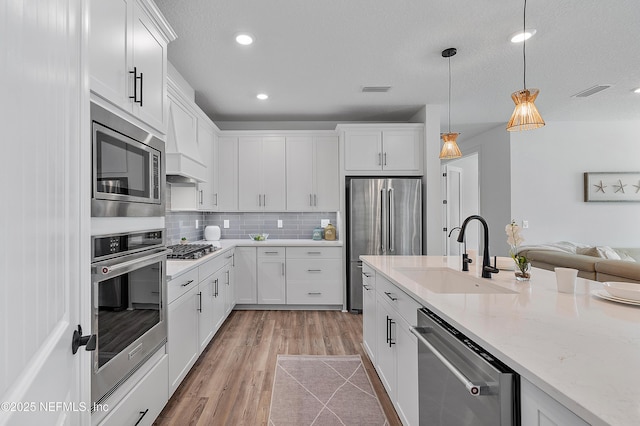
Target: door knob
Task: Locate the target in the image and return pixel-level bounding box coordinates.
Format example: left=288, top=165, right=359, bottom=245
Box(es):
left=71, top=325, right=96, bottom=354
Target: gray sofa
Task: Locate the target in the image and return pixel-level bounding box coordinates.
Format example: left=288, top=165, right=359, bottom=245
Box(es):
left=518, top=246, right=640, bottom=284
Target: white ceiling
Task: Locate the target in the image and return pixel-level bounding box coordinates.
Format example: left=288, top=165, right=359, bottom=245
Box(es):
left=155, top=0, right=640, bottom=138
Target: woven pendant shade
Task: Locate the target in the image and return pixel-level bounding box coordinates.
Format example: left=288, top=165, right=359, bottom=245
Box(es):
left=507, top=89, right=545, bottom=131
left=439, top=132, right=462, bottom=159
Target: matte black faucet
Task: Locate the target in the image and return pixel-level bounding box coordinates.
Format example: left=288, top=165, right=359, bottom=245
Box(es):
left=448, top=226, right=472, bottom=271
left=457, top=215, right=499, bottom=278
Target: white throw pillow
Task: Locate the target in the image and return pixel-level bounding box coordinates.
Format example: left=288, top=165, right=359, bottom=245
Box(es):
left=576, top=246, right=622, bottom=260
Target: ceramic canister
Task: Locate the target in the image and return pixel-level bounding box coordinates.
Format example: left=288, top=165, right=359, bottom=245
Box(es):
left=204, top=225, right=221, bottom=241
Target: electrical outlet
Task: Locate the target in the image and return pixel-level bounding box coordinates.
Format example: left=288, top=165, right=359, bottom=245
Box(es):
left=321, top=219, right=330, bottom=228
left=223, top=219, right=230, bottom=229
left=522, top=220, right=529, bottom=229
left=277, top=220, right=283, bottom=228
left=195, top=219, right=199, bottom=229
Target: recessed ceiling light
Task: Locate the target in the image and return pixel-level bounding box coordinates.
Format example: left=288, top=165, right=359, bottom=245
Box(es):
left=235, top=33, right=254, bottom=45
left=256, top=93, right=269, bottom=100
left=510, top=29, right=537, bottom=43
left=634, top=88, right=640, bottom=94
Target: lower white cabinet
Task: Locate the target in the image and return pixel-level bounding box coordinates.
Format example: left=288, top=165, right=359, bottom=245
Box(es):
left=257, top=247, right=286, bottom=304
left=167, top=250, right=236, bottom=397
left=285, top=247, right=342, bottom=305
left=167, top=273, right=199, bottom=396
left=96, top=355, right=168, bottom=426
left=235, top=247, right=258, bottom=304
left=362, top=264, right=377, bottom=364
left=366, top=272, right=420, bottom=426
left=521, top=378, right=589, bottom=426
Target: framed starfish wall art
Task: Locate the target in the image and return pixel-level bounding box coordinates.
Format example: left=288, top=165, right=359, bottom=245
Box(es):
left=584, top=172, right=640, bottom=202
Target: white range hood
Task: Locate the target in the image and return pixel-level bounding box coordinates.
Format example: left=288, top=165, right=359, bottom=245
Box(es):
left=165, top=63, right=206, bottom=183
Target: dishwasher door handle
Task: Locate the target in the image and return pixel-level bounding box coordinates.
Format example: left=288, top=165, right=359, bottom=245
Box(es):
left=410, top=326, right=487, bottom=396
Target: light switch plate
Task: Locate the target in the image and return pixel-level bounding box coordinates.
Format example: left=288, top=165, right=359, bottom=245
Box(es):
left=277, top=220, right=283, bottom=228
left=522, top=220, right=529, bottom=229
left=223, top=219, right=230, bottom=229
left=195, top=219, right=199, bottom=229
left=321, top=219, right=330, bottom=228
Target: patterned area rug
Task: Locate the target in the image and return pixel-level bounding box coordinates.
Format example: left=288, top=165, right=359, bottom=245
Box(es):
left=268, top=355, right=389, bottom=426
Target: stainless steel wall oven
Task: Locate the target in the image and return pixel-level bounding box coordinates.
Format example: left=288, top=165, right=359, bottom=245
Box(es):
left=91, top=230, right=168, bottom=405
left=91, top=102, right=165, bottom=217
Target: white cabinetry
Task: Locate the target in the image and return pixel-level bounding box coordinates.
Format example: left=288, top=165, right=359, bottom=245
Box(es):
left=216, top=136, right=239, bottom=211
left=167, top=269, right=199, bottom=396
left=340, top=125, right=423, bottom=175
left=238, top=137, right=286, bottom=211
left=257, top=247, right=286, bottom=304
left=521, top=378, right=589, bottom=426
left=362, top=264, right=377, bottom=363
left=89, top=0, right=175, bottom=133
left=368, top=273, right=420, bottom=426
left=235, top=247, right=258, bottom=304
left=285, top=247, right=342, bottom=304
left=96, top=354, right=168, bottom=426
left=196, top=118, right=217, bottom=210
left=286, top=136, right=339, bottom=211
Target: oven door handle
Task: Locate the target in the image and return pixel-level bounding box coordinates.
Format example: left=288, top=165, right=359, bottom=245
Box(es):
left=410, top=326, right=488, bottom=396
left=93, top=248, right=170, bottom=277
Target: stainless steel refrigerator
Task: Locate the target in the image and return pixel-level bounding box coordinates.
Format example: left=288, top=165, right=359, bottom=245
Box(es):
left=347, top=177, right=422, bottom=311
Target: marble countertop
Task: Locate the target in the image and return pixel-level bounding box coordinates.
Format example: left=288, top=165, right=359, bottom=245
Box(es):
left=360, top=255, right=640, bottom=426
left=166, top=239, right=343, bottom=279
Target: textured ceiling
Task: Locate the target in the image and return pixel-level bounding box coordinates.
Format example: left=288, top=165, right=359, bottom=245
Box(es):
left=155, top=0, right=640, bottom=137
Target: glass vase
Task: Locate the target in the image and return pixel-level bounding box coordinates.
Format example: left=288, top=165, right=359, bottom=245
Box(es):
left=514, top=261, right=531, bottom=281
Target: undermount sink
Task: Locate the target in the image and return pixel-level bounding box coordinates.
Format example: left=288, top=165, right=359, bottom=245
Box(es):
left=394, top=267, right=517, bottom=294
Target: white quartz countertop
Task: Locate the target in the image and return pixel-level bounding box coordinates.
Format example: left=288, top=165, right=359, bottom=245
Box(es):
left=360, top=255, right=640, bottom=426
left=166, top=239, right=342, bottom=279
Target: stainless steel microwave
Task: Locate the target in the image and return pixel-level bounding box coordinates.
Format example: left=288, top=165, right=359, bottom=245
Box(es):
left=91, top=103, right=165, bottom=217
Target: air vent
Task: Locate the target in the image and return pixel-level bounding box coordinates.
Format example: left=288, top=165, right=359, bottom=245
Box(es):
left=362, top=86, right=391, bottom=93
left=572, top=85, right=612, bottom=98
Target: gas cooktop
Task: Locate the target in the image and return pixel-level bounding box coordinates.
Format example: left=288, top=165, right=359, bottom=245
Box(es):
left=167, top=243, right=218, bottom=260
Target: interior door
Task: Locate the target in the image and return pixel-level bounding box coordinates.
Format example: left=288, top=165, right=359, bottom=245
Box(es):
left=445, top=165, right=464, bottom=256
left=1, top=0, right=88, bottom=424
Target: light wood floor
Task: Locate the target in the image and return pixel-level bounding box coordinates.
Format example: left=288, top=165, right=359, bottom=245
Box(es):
left=154, top=310, right=401, bottom=425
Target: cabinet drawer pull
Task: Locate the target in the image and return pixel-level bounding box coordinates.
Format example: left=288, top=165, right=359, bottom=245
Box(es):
left=384, top=291, right=397, bottom=301
left=307, top=251, right=321, bottom=255
left=308, top=292, right=322, bottom=295
left=180, top=279, right=194, bottom=287
left=307, top=269, right=322, bottom=273
left=363, top=272, right=373, bottom=278
left=264, top=251, right=279, bottom=254
left=363, top=284, right=371, bottom=291
left=134, top=409, right=149, bottom=426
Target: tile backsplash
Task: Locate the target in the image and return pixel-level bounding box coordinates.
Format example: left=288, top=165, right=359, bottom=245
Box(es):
left=166, top=211, right=337, bottom=245
left=165, top=185, right=337, bottom=244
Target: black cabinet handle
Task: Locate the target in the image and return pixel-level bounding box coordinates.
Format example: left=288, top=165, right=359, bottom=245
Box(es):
left=138, top=72, right=143, bottom=106
left=180, top=279, right=194, bottom=287
left=384, top=291, right=397, bottom=301
left=388, top=318, right=396, bottom=347
left=197, top=292, right=202, bottom=312
left=129, top=67, right=143, bottom=106
left=134, top=409, right=149, bottom=426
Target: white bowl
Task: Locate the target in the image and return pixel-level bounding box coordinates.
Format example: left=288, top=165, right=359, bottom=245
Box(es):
left=602, top=282, right=640, bottom=302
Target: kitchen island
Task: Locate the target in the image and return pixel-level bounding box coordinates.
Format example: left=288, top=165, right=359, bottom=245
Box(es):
left=361, top=255, right=640, bottom=426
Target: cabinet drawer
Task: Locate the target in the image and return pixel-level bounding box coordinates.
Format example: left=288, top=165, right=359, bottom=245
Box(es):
left=199, top=254, right=227, bottom=281
left=287, top=280, right=342, bottom=304
left=362, top=263, right=375, bottom=289
left=286, top=246, right=342, bottom=259
left=98, top=356, right=168, bottom=426
left=258, top=247, right=285, bottom=258
left=167, top=268, right=199, bottom=304
left=376, top=275, right=420, bottom=325
left=286, top=259, right=342, bottom=281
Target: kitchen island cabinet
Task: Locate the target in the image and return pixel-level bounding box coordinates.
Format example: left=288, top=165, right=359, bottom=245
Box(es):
left=360, top=255, right=640, bottom=426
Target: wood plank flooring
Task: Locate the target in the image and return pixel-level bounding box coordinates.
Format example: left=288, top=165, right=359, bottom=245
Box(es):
left=154, top=310, right=402, bottom=426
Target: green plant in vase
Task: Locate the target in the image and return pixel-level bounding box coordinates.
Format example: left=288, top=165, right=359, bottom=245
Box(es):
left=506, top=220, right=530, bottom=281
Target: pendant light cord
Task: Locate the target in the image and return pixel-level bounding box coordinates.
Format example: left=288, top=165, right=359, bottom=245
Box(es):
left=448, top=56, right=452, bottom=133
left=523, top=0, right=527, bottom=90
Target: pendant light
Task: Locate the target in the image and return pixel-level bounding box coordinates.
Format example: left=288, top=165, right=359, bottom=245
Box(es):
left=507, top=0, right=545, bottom=131
left=439, top=47, right=462, bottom=160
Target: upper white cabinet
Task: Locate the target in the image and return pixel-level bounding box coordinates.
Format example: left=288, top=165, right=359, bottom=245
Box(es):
left=216, top=136, right=239, bottom=211
left=340, top=124, right=424, bottom=175
left=196, top=117, right=217, bottom=210
left=90, top=0, right=176, bottom=133
left=238, top=136, right=286, bottom=211
left=286, top=136, right=339, bottom=211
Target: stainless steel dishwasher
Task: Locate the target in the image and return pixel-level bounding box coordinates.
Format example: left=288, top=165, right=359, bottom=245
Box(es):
left=411, top=307, right=520, bottom=425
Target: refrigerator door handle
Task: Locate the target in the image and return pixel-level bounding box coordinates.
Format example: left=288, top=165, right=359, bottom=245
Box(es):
left=389, top=187, right=395, bottom=253
left=380, top=188, right=386, bottom=254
